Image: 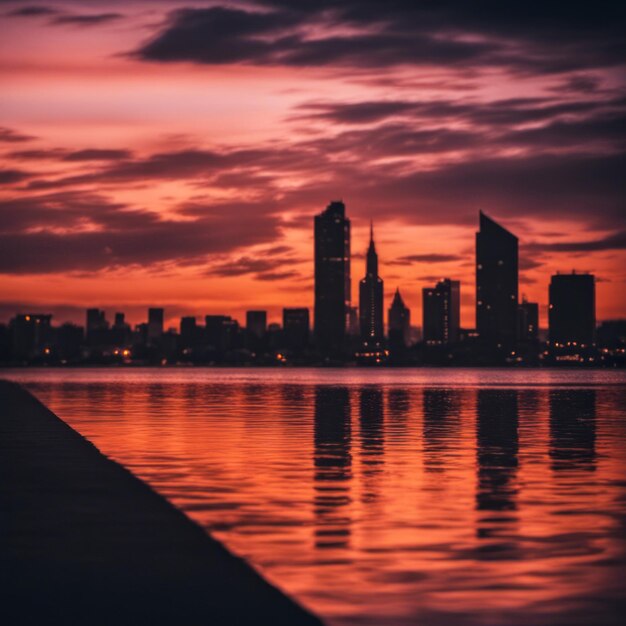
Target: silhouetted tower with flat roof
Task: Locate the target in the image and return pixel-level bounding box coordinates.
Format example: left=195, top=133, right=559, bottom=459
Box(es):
left=423, top=279, right=460, bottom=345
left=359, top=222, right=384, bottom=343
left=549, top=272, right=595, bottom=347
left=476, top=212, right=518, bottom=353
left=246, top=310, right=267, bottom=339
left=147, top=308, right=164, bottom=343
left=314, top=201, right=351, bottom=355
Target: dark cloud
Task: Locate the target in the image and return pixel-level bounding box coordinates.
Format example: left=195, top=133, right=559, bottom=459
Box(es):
left=295, top=96, right=625, bottom=129
left=62, top=149, right=133, bottom=162
left=0, top=192, right=281, bottom=273
left=528, top=230, right=626, bottom=253
left=136, top=2, right=626, bottom=73
left=6, top=6, right=58, bottom=17
left=208, top=246, right=301, bottom=281
left=0, top=169, right=33, bottom=184
left=0, top=127, right=35, bottom=143
left=136, top=6, right=498, bottom=69
left=391, top=253, right=462, bottom=265
left=51, top=13, right=123, bottom=27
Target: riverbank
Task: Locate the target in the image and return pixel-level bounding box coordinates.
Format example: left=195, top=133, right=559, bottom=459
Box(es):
left=0, top=380, right=324, bottom=626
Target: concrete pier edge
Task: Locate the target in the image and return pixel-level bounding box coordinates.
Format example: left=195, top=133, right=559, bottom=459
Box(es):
left=0, top=380, right=324, bottom=626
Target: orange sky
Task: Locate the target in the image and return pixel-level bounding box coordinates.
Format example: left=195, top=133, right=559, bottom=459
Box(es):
left=1, top=1, right=625, bottom=329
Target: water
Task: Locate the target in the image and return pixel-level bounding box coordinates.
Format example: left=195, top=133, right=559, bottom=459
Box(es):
left=4, top=368, right=626, bottom=625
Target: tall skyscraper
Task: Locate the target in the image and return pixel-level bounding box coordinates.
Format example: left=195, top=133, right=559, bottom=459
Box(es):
left=359, top=222, right=384, bottom=343
left=423, top=279, right=460, bottom=345
left=549, top=272, right=595, bottom=347
left=147, top=307, right=164, bottom=343
left=314, top=200, right=351, bottom=354
left=476, top=211, right=518, bottom=352
left=388, top=288, right=411, bottom=347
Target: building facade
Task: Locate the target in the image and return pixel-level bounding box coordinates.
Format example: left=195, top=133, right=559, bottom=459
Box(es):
left=314, top=201, right=351, bottom=355
left=476, top=211, right=518, bottom=353
left=388, top=288, right=411, bottom=347
left=423, top=279, right=460, bottom=345
left=549, top=273, right=595, bottom=347
left=359, top=222, right=384, bottom=343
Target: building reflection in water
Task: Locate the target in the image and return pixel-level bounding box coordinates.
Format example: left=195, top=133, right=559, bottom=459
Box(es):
left=359, top=387, right=384, bottom=470
left=313, top=386, right=352, bottom=549
left=549, top=389, right=596, bottom=471
left=475, top=389, right=519, bottom=542
left=423, top=389, right=461, bottom=473
left=386, top=388, right=410, bottom=442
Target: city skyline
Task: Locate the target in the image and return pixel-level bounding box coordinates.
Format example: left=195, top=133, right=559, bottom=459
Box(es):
left=0, top=200, right=621, bottom=334
left=1, top=1, right=625, bottom=329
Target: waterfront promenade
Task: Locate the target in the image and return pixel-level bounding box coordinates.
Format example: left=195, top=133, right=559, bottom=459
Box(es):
left=0, top=380, right=323, bottom=626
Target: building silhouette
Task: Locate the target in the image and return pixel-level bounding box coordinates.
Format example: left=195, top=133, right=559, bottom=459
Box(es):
left=423, top=279, right=460, bottom=345
left=246, top=310, right=267, bottom=340
left=11, top=314, right=53, bottom=360
left=283, top=308, right=309, bottom=352
left=179, top=316, right=198, bottom=350
left=549, top=272, right=595, bottom=347
left=86, top=308, right=108, bottom=346
left=314, top=201, right=351, bottom=355
left=359, top=222, right=384, bottom=343
left=476, top=212, right=518, bottom=354
left=147, top=308, right=164, bottom=343
left=388, top=288, right=411, bottom=347
left=205, top=315, right=239, bottom=354
left=518, top=298, right=539, bottom=343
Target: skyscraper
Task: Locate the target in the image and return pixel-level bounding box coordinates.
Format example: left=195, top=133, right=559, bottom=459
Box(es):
left=246, top=310, right=267, bottom=339
left=147, top=307, right=164, bottom=343
left=86, top=308, right=108, bottom=346
left=388, top=288, right=411, bottom=347
left=423, top=279, right=460, bottom=345
left=359, top=222, right=384, bottom=343
left=476, top=211, right=518, bottom=353
left=549, top=272, right=595, bottom=347
left=314, top=201, right=351, bottom=355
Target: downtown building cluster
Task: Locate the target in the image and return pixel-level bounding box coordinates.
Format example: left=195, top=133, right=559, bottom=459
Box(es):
left=1, top=202, right=624, bottom=366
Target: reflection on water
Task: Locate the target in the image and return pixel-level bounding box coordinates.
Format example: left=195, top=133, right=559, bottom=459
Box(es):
left=4, top=368, right=626, bottom=626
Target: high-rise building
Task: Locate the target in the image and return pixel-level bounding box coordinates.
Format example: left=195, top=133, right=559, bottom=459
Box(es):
left=147, top=308, right=164, bottom=343
left=518, top=299, right=539, bottom=343
left=11, top=314, right=53, bottom=360
left=246, top=310, right=267, bottom=339
left=283, top=308, right=310, bottom=352
left=359, top=222, right=384, bottom=343
left=111, top=312, right=130, bottom=345
left=205, top=315, right=239, bottom=354
left=388, top=288, right=411, bottom=347
left=86, top=308, right=108, bottom=346
left=422, top=279, right=460, bottom=345
left=314, top=200, right=351, bottom=354
left=549, top=272, right=595, bottom=347
left=180, top=316, right=198, bottom=349
left=476, top=211, right=518, bottom=352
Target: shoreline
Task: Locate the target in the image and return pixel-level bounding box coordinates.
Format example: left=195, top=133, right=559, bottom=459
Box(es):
left=0, top=380, right=324, bottom=626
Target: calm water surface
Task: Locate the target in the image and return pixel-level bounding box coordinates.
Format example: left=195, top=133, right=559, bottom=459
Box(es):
left=4, top=368, right=626, bottom=625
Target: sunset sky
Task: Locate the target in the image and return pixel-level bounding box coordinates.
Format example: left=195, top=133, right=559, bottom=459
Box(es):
left=1, top=0, right=625, bottom=329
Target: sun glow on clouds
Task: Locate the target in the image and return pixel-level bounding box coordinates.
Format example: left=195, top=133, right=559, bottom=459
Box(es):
left=1, top=0, right=625, bottom=328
